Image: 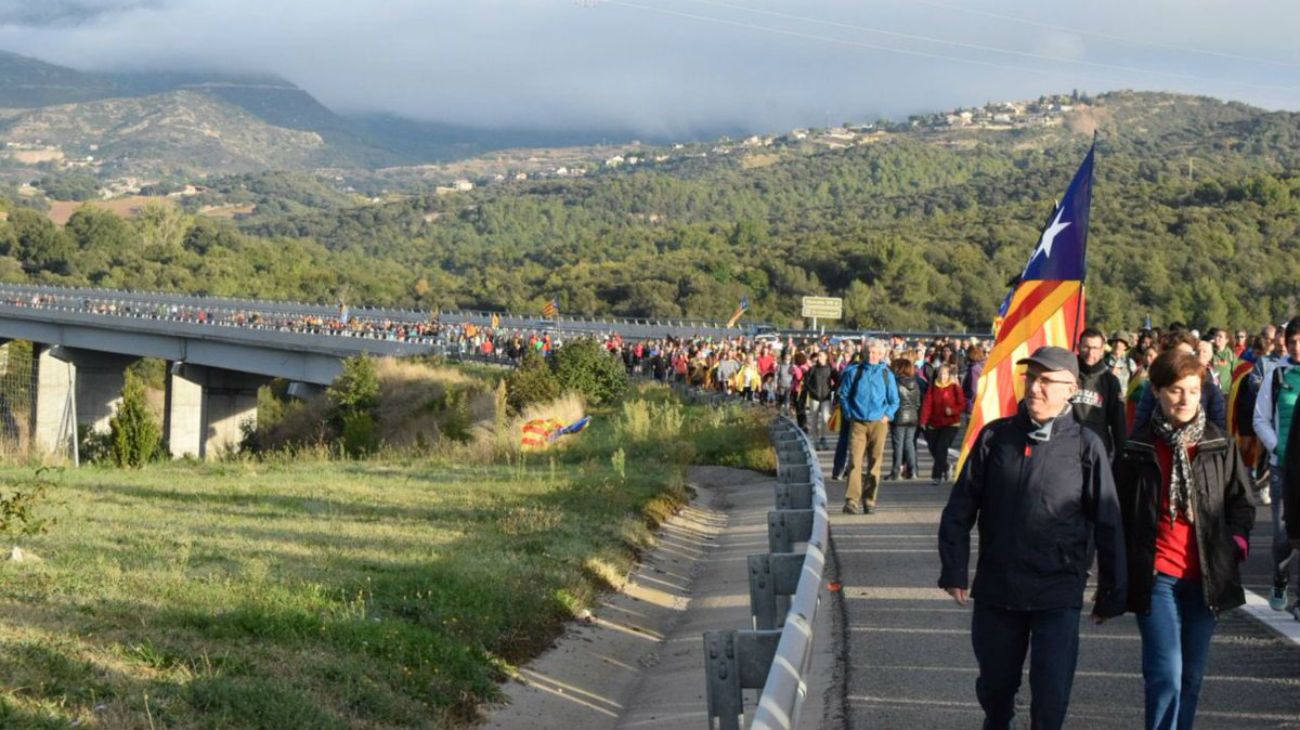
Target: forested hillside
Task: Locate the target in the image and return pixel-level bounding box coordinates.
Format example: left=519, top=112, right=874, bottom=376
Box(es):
left=4, top=91, right=1299, bottom=332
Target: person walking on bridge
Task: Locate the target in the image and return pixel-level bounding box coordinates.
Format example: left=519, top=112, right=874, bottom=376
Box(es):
left=1252, top=319, right=1300, bottom=613
left=838, top=338, right=899, bottom=515
left=803, top=349, right=838, bottom=449
left=920, top=362, right=965, bottom=484
left=1114, top=349, right=1254, bottom=730
left=938, top=346, right=1127, bottom=730
left=1073, top=327, right=1128, bottom=461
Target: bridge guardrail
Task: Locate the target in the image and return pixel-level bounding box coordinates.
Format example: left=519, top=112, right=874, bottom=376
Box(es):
left=704, top=415, right=828, bottom=730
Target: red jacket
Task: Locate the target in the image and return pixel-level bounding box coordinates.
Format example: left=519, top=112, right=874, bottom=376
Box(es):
left=921, top=382, right=966, bottom=428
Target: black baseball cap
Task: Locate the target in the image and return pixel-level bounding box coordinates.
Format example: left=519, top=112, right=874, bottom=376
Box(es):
left=1017, top=346, right=1079, bottom=379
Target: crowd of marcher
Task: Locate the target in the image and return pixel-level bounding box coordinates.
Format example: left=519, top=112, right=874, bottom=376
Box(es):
left=612, top=321, right=1300, bottom=729
left=5, top=288, right=1298, bottom=729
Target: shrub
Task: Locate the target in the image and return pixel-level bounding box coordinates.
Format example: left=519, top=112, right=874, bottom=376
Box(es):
left=328, top=357, right=380, bottom=431
left=0, top=468, right=56, bottom=540
left=110, top=371, right=161, bottom=467
left=505, top=351, right=560, bottom=412
left=340, top=411, right=379, bottom=458
left=77, top=425, right=114, bottom=464
left=550, top=339, right=627, bottom=406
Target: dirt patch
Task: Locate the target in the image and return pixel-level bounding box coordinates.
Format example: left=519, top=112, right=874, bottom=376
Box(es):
left=742, top=153, right=781, bottom=169
left=47, top=196, right=168, bottom=226
left=9, top=148, right=64, bottom=164
left=1064, top=106, right=1113, bottom=137
left=198, top=203, right=256, bottom=219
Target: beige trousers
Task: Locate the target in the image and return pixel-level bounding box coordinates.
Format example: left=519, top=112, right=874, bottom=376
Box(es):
left=846, top=419, right=889, bottom=507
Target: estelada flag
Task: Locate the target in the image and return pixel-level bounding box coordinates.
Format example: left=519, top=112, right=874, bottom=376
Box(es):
left=541, top=299, right=559, bottom=318
left=521, top=418, right=563, bottom=450
left=726, top=296, right=750, bottom=329
left=956, top=143, right=1095, bottom=475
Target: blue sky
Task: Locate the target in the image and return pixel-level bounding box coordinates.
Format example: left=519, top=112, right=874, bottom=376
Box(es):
left=1, top=0, right=1296, bottom=137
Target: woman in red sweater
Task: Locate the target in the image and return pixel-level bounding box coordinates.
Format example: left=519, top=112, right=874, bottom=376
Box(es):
left=1114, top=350, right=1254, bottom=730
left=920, top=363, right=966, bottom=484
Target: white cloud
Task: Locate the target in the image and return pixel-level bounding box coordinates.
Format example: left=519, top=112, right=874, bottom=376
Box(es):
left=0, top=0, right=1294, bottom=136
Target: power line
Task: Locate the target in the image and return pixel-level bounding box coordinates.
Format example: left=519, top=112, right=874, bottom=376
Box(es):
left=675, top=0, right=1300, bottom=94
left=890, top=0, right=1300, bottom=70
left=602, top=0, right=1299, bottom=103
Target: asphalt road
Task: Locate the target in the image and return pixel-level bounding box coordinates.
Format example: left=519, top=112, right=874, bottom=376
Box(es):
left=818, top=432, right=1300, bottom=730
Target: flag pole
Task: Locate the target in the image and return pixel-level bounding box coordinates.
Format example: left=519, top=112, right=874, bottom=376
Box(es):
left=1072, top=136, right=1097, bottom=345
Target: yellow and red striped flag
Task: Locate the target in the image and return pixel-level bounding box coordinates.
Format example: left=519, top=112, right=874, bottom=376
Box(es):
left=957, top=144, right=1095, bottom=474
left=541, top=298, right=559, bottom=318
left=726, top=296, right=750, bottom=328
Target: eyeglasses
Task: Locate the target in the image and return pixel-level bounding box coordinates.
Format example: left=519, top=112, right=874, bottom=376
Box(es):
left=1024, top=372, right=1075, bottom=388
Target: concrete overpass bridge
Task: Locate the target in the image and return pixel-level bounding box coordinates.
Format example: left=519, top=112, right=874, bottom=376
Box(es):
left=0, top=290, right=446, bottom=460
left=0, top=283, right=751, bottom=461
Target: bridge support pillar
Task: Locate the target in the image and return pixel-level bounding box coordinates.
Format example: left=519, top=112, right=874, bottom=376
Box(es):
left=165, top=364, right=267, bottom=460
left=32, top=345, right=76, bottom=458
left=59, top=348, right=139, bottom=434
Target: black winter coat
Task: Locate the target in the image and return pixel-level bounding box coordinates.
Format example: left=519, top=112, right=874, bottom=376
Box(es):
left=893, top=375, right=920, bottom=427
left=938, top=405, right=1127, bottom=616
left=803, top=364, right=837, bottom=401
left=1114, top=421, right=1254, bottom=615
left=1072, top=359, right=1128, bottom=459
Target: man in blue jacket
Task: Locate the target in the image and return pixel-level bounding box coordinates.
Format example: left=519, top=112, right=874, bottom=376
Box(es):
left=838, top=337, right=899, bottom=514
left=938, top=346, right=1127, bottom=730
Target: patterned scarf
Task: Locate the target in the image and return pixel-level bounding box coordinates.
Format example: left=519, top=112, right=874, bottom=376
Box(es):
left=1151, top=405, right=1206, bottom=524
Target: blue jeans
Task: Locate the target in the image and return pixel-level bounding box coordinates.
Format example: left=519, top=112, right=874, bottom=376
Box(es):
left=1136, top=573, right=1217, bottom=730
left=889, top=424, right=916, bottom=476
left=971, top=603, right=1080, bottom=730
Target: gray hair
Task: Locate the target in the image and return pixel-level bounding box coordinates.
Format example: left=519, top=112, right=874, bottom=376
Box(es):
left=866, top=337, right=889, bottom=351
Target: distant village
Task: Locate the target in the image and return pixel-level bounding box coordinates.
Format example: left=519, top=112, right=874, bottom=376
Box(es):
left=451, top=92, right=1086, bottom=192
left=4, top=93, right=1088, bottom=204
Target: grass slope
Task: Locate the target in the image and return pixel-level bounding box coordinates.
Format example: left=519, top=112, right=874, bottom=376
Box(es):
left=0, top=392, right=771, bottom=729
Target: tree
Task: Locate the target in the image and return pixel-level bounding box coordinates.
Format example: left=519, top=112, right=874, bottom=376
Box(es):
left=550, top=339, right=627, bottom=406
left=135, top=201, right=191, bottom=252
left=505, top=351, right=560, bottom=412
left=327, top=356, right=381, bottom=457
left=110, top=371, right=161, bottom=467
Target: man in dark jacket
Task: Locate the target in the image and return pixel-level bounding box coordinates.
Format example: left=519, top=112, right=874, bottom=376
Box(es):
left=1073, top=327, right=1127, bottom=460
left=802, top=350, right=838, bottom=449
left=939, top=346, right=1127, bottom=730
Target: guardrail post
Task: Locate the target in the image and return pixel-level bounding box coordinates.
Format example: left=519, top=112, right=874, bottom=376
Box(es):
left=748, top=552, right=809, bottom=630
left=774, top=481, right=813, bottom=510
left=704, top=629, right=782, bottom=730
left=768, top=509, right=815, bottom=554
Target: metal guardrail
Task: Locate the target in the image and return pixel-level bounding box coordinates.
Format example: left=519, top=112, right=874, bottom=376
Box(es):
left=704, top=416, right=829, bottom=730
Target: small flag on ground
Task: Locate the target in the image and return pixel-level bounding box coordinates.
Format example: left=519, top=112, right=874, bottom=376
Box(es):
left=726, top=296, right=750, bottom=329
left=521, top=418, right=563, bottom=450
left=541, top=299, right=559, bottom=318
left=549, top=416, right=592, bottom=442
